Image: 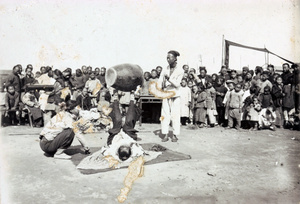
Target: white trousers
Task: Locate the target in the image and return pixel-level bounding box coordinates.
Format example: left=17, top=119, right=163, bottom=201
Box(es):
left=161, top=97, right=181, bottom=136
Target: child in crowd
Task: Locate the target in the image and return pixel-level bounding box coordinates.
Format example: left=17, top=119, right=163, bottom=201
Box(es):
left=22, top=66, right=37, bottom=89
left=223, top=80, right=235, bottom=125
left=205, top=81, right=217, bottom=127
left=237, top=74, right=244, bottom=86
left=215, top=77, right=228, bottom=126
left=85, top=71, right=101, bottom=106
left=282, top=77, right=295, bottom=127
left=259, top=71, right=273, bottom=94
left=183, top=72, right=189, bottom=80
left=247, top=96, right=261, bottom=130
left=242, top=86, right=257, bottom=129
left=226, top=83, right=243, bottom=130
left=150, top=69, right=159, bottom=82
left=283, top=108, right=299, bottom=130
left=47, top=69, right=64, bottom=104
left=271, top=76, right=284, bottom=128
left=4, top=85, right=20, bottom=125
left=141, top=71, right=151, bottom=96
left=211, top=74, right=218, bottom=88
left=71, top=69, right=86, bottom=99
left=188, top=70, right=196, bottom=85
left=189, top=68, right=196, bottom=75
left=187, top=80, right=194, bottom=89
left=190, top=85, right=198, bottom=125
left=244, top=71, right=254, bottom=84
left=242, top=82, right=251, bottom=103
left=259, top=86, right=273, bottom=109
left=230, top=70, right=238, bottom=85
left=180, top=78, right=191, bottom=125
left=22, top=89, right=43, bottom=127
left=258, top=107, right=276, bottom=130
left=194, top=85, right=207, bottom=128
left=35, top=71, right=41, bottom=79
left=72, top=88, right=92, bottom=110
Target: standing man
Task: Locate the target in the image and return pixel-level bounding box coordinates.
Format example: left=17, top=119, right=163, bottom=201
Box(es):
left=81, top=65, right=90, bottom=84
left=99, top=67, right=106, bottom=88
left=267, top=64, right=276, bottom=84
left=281, top=63, right=293, bottom=85
left=241, top=66, right=249, bottom=80
left=5, top=65, right=21, bottom=94
left=157, top=50, right=184, bottom=142
left=23, top=66, right=36, bottom=86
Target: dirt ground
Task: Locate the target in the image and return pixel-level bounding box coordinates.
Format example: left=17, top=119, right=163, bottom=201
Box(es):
left=0, top=124, right=299, bottom=204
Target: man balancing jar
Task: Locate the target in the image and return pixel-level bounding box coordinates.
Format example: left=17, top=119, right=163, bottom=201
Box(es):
left=157, top=50, right=184, bottom=142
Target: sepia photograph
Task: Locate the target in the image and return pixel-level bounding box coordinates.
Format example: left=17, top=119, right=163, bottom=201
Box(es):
left=0, top=0, right=299, bottom=203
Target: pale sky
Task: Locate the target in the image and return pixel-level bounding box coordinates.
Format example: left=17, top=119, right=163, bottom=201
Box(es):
left=0, top=0, right=299, bottom=74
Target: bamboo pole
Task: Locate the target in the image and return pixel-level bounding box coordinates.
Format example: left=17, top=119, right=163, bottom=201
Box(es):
left=221, top=35, right=225, bottom=66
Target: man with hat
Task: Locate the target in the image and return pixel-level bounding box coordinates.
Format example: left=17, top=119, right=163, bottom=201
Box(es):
left=157, top=50, right=184, bottom=142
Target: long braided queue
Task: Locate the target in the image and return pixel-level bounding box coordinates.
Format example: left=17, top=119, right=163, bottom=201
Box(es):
left=117, top=156, right=145, bottom=203
left=148, top=81, right=175, bottom=99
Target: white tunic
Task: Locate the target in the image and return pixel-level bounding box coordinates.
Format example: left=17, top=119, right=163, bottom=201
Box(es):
left=157, top=65, right=184, bottom=135
left=180, top=86, right=191, bottom=117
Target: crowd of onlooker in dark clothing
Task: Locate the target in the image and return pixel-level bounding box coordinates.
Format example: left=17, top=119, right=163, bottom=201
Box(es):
left=1, top=64, right=110, bottom=127
left=1, top=62, right=300, bottom=132
left=142, top=63, right=300, bottom=131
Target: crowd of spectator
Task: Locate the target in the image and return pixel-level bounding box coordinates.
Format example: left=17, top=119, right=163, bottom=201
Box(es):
left=1, top=62, right=300, bottom=132
left=2, top=64, right=111, bottom=127
left=142, top=63, right=300, bottom=131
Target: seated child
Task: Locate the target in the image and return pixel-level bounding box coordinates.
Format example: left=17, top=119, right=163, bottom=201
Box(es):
left=22, top=89, right=43, bottom=127
left=258, top=107, right=276, bottom=130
